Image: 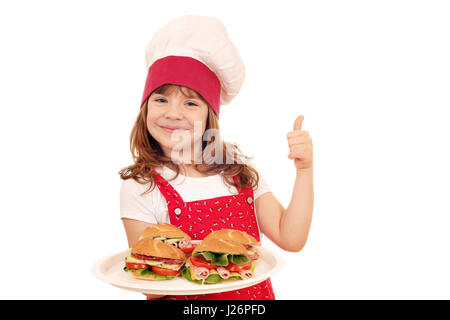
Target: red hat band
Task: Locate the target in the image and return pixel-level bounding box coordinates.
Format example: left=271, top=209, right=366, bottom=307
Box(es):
left=141, top=55, right=221, bottom=117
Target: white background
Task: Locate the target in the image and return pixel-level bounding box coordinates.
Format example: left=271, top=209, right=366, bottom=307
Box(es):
left=0, top=0, right=449, bottom=299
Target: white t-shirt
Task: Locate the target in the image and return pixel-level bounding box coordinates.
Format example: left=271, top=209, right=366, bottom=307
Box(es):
left=120, top=165, right=271, bottom=236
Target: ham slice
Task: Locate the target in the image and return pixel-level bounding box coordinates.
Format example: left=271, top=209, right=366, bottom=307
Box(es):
left=216, top=267, right=231, bottom=279
left=239, top=269, right=254, bottom=279
left=193, top=266, right=210, bottom=280
left=131, top=253, right=184, bottom=265
left=248, top=251, right=259, bottom=261
left=178, top=236, right=192, bottom=249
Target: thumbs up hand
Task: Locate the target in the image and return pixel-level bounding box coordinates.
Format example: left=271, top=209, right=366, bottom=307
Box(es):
left=287, top=115, right=313, bottom=172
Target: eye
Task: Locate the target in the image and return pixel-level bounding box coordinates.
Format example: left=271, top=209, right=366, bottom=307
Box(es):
left=155, top=98, right=167, bottom=103
left=186, top=102, right=198, bottom=106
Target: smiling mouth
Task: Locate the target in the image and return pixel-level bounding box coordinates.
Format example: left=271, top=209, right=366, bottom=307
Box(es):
left=159, top=126, right=189, bottom=133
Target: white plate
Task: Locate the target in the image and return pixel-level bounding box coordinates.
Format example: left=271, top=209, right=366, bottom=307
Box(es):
left=92, top=246, right=284, bottom=295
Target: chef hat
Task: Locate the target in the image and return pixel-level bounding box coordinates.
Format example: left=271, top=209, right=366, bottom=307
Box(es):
left=140, top=15, right=246, bottom=118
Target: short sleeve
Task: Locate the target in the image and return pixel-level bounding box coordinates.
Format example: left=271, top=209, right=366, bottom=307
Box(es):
left=120, top=179, right=159, bottom=224
left=246, top=160, right=271, bottom=200
left=253, top=171, right=272, bottom=200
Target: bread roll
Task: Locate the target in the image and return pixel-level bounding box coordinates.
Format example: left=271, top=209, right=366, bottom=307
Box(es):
left=131, top=238, right=186, bottom=261
left=139, top=223, right=190, bottom=240
left=203, top=229, right=260, bottom=246
left=194, top=238, right=247, bottom=255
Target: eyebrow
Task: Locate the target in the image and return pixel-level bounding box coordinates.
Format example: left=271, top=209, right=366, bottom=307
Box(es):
left=153, top=93, right=201, bottom=101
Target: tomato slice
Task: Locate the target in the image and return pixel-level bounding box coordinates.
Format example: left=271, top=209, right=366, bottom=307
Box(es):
left=190, top=255, right=217, bottom=269
left=125, top=261, right=150, bottom=269
left=152, top=266, right=181, bottom=276
left=226, top=261, right=252, bottom=272
left=180, top=244, right=196, bottom=253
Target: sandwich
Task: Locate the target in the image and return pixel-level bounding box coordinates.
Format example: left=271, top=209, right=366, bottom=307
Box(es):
left=124, top=238, right=186, bottom=280
left=138, top=223, right=195, bottom=253
left=182, top=238, right=255, bottom=284
left=203, top=229, right=260, bottom=261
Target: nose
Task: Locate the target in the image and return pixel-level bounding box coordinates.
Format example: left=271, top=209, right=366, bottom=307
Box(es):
left=164, top=100, right=183, bottom=119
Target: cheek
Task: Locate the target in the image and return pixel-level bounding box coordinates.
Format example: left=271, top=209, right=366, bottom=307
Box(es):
left=146, top=111, right=160, bottom=133
left=186, top=115, right=207, bottom=136
left=191, top=108, right=208, bottom=129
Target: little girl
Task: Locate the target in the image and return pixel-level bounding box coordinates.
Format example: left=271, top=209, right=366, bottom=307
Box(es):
left=119, top=15, right=314, bottom=300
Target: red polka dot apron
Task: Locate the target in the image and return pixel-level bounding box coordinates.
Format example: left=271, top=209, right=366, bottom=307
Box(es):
left=149, top=169, right=276, bottom=300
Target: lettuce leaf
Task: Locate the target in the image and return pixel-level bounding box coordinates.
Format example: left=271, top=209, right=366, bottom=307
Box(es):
left=229, top=254, right=251, bottom=265
left=193, top=252, right=229, bottom=266
left=192, top=251, right=250, bottom=266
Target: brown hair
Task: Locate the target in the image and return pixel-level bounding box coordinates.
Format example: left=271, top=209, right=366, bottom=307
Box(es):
left=118, top=84, right=259, bottom=195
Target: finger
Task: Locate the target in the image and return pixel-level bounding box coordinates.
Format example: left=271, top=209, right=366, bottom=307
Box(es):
left=287, top=130, right=309, bottom=139
left=288, top=152, right=303, bottom=160
left=287, top=131, right=301, bottom=138
left=289, top=146, right=305, bottom=158
left=288, top=152, right=300, bottom=160
left=288, top=137, right=306, bottom=148
left=293, top=115, right=304, bottom=131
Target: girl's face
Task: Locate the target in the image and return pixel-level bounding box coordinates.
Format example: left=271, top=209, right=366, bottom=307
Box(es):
left=147, top=87, right=209, bottom=159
